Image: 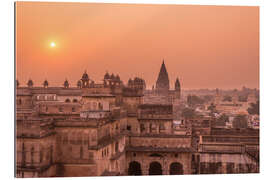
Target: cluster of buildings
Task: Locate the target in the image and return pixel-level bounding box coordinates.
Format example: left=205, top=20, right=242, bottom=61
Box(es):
left=204, top=88, right=259, bottom=129
left=16, top=61, right=259, bottom=177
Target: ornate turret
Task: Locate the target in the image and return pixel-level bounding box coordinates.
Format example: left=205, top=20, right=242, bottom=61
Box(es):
left=77, top=80, right=82, bottom=88
left=27, top=79, right=33, bottom=87
left=116, top=74, right=120, bottom=81
left=81, top=71, right=90, bottom=88
left=156, top=60, right=169, bottom=93
left=128, top=77, right=145, bottom=90
left=104, top=71, right=110, bottom=80
left=64, top=79, right=69, bottom=88
left=43, top=80, right=49, bottom=88
left=110, top=73, right=115, bottom=80
left=128, top=78, right=133, bottom=86
left=175, top=77, right=180, bottom=91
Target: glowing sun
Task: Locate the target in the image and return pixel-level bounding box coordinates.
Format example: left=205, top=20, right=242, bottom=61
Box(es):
left=50, top=42, right=56, bottom=48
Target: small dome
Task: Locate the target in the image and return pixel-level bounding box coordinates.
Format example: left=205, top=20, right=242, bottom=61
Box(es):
left=64, top=79, right=69, bottom=88
left=27, top=79, right=33, bottom=87
left=175, top=78, right=180, bottom=86
left=77, top=80, right=82, bottom=87
left=81, top=71, right=89, bottom=80
left=43, top=80, right=49, bottom=87
left=116, top=74, right=120, bottom=81
left=104, top=72, right=110, bottom=79
left=110, top=73, right=115, bottom=79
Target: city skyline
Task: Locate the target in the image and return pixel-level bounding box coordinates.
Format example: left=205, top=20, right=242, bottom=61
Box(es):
left=16, top=2, right=259, bottom=89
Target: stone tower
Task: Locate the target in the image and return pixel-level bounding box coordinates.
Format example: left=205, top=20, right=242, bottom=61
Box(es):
left=175, top=77, right=181, bottom=91
left=81, top=71, right=90, bottom=88
left=175, top=77, right=181, bottom=99
left=156, top=60, right=169, bottom=93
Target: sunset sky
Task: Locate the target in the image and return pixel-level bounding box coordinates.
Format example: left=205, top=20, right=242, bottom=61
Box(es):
left=16, top=2, right=259, bottom=89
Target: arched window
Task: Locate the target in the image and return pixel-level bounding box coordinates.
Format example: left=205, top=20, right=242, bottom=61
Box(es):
left=98, top=102, right=103, bottom=110
left=149, top=161, right=162, bottom=175
left=73, top=99, right=78, bottom=103
left=128, top=161, right=142, bottom=175
left=115, top=142, right=119, bottom=153
left=169, top=162, right=183, bottom=175
left=65, top=99, right=71, bottom=103
left=159, top=123, right=165, bottom=132
left=72, top=107, right=75, bottom=112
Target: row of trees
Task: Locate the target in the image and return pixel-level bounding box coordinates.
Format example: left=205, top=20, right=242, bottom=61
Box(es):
left=182, top=106, right=249, bottom=129
left=187, top=94, right=253, bottom=105
left=187, top=95, right=214, bottom=107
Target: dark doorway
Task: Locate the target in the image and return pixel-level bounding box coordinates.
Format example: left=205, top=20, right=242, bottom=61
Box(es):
left=170, top=162, right=184, bottom=175
left=149, top=161, right=162, bottom=175
left=128, top=161, right=142, bottom=175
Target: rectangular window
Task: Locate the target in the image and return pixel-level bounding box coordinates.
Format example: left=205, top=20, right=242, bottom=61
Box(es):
left=140, top=124, right=145, bottom=133
left=127, top=125, right=131, bottom=131
left=115, top=142, right=119, bottom=153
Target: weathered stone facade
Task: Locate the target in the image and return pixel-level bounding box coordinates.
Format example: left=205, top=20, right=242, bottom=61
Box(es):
left=16, top=61, right=259, bottom=177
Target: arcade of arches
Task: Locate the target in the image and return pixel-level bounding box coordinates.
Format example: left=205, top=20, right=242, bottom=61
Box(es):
left=128, top=161, right=184, bottom=175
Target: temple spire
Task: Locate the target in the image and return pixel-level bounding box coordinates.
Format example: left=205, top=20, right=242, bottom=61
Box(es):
left=156, top=60, right=169, bottom=92
left=175, top=77, right=180, bottom=91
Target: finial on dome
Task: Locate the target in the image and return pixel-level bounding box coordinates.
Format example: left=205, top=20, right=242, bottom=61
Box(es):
left=27, top=79, right=33, bottom=87
left=43, top=79, right=49, bottom=88
left=64, top=79, right=69, bottom=88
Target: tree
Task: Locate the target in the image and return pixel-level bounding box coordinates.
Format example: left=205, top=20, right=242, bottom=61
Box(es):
left=203, top=95, right=214, bottom=103
left=247, top=101, right=259, bottom=115
left=187, top=95, right=204, bottom=106
left=182, top=108, right=196, bottom=119
left=223, top=95, right=232, bottom=102
left=232, top=115, right=248, bottom=129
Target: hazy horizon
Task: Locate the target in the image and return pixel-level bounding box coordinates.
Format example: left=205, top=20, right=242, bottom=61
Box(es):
left=16, top=2, right=259, bottom=90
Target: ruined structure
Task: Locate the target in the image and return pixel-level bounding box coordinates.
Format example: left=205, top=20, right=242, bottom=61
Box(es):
left=16, top=61, right=259, bottom=177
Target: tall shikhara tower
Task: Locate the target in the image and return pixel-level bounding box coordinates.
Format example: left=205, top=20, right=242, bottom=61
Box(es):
left=156, top=60, right=170, bottom=93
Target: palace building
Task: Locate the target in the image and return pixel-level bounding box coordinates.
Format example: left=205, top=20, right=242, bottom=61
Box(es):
left=15, top=61, right=259, bottom=177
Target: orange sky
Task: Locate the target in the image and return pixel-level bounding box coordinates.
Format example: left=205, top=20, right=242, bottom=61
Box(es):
left=16, top=2, right=259, bottom=89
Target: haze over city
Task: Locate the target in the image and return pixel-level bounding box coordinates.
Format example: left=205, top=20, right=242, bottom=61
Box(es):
left=16, top=2, right=259, bottom=89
